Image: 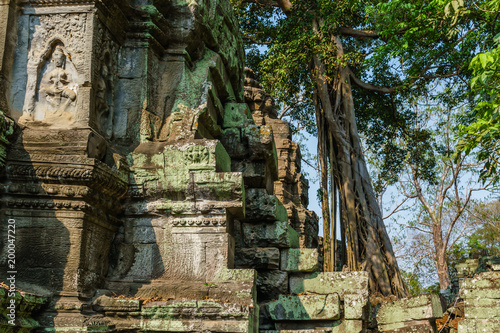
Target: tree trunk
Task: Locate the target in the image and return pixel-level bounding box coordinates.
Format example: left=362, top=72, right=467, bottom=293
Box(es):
left=433, top=228, right=451, bottom=289
left=315, top=89, right=333, bottom=272
left=311, top=20, right=407, bottom=297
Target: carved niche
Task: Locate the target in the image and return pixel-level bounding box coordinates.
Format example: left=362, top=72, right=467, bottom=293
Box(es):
left=19, top=13, right=88, bottom=125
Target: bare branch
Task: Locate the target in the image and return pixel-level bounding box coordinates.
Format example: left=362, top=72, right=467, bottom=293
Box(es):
left=383, top=197, right=414, bottom=220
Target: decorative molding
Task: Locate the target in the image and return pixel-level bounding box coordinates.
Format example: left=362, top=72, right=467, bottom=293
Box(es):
left=171, top=217, right=227, bottom=227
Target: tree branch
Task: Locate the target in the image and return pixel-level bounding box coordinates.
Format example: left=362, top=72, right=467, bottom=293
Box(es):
left=348, top=67, right=397, bottom=94
left=338, top=27, right=380, bottom=39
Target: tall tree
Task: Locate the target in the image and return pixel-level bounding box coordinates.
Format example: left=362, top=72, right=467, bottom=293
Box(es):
left=233, top=0, right=498, bottom=297
left=389, top=103, right=492, bottom=289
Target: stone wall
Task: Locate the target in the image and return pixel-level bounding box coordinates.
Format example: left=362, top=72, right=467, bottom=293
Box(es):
left=0, top=0, right=259, bottom=331
left=0, top=1, right=479, bottom=333
left=456, top=256, right=500, bottom=332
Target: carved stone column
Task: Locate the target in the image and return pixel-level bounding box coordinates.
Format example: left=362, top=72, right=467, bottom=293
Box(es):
left=0, top=0, right=130, bottom=307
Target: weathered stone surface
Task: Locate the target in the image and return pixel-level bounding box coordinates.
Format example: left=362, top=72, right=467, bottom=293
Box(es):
left=257, top=270, right=289, bottom=303
left=458, top=319, right=500, bottom=332
left=268, top=319, right=364, bottom=332
left=379, top=320, right=436, bottom=332
left=92, top=295, right=140, bottom=312
left=344, top=293, right=370, bottom=320
left=459, top=270, right=500, bottom=330
left=460, top=271, right=500, bottom=290
left=245, top=188, right=288, bottom=222
left=289, top=272, right=369, bottom=299
left=235, top=247, right=280, bottom=270
left=0, top=110, right=15, bottom=170
left=243, top=221, right=300, bottom=248
left=377, top=294, right=444, bottom=325
left=280, top=248, right=319, bottom=272
left=223, top=102, right=253, bottom=128
left=267, top=294, right=340, bottom=321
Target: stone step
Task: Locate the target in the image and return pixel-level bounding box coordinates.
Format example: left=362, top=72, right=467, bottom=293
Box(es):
left=266, top=294, right=341, bottom=321
left=261, top=319, right=364, bottom=332
left=280, top=248, right=319, bottom=272
left=289, top=272, right=369, bottom=298
left=377, top=294, right=444, bottom=332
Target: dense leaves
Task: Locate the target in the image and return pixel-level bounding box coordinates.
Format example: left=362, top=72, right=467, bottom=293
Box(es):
left=232, top=0, right=499, bottom=294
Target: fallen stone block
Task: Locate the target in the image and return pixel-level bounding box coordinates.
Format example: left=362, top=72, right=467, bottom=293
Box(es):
left=289, top=271, right=369, bottom=299
left=344, top=293, right=370, bottom=320
left=458, top=318, right=500, bottom=333
left=267, top=294, right=340, bottom=321
left=377, top=294, right=444, bottom=332
left=280, top=248, right=319, bottom=272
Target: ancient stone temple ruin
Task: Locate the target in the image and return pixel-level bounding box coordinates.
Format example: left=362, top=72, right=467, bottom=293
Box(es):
left=0, top=1, right=499, bottom=332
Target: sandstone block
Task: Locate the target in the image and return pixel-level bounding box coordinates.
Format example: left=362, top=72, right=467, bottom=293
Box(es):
left=243, top=221, right=299, bottom=248
left=458, top=319, right=500, bottom=332
left=92, top=295, right=141, bottom=312
left=377, top=294, right=444, bottom=326
left=332, top=320, right=364, bottom=333
left=245, top=188, right=288, bottom=222
left=267, top=294, right=340, bottom=321
left=280, top=248, right=319, bottom=272
left=221, top=128, right=246, bottom=159
left=235, top=247, right=280, bottom=269
left=464, top=304, right=500, bottom=319
left=256, top=270, right=288, bottom=302
left=223, top=103, right=253, bottom=128
left=460, top=271, right=500, bottom=290
left=344, top=293, right=370, bottom=320
left=289, top=271, right=369, bottom=299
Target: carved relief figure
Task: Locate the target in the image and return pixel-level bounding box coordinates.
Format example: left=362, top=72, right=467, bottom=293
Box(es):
left=20, top=44, right=79, bottom=124
left=40, top=46, right=76, bottom=112
left=95, top=54, right=114, bottom=137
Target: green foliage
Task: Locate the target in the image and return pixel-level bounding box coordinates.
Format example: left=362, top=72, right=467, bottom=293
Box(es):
left=458, top=33, right=500, bottom=183
left=401, top=270, right=424, bottom=296
left=232, top=0, right=499, bottom=194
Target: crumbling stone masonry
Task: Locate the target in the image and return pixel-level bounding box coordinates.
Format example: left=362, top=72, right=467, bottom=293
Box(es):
left=1, top=0, right=257, bottom=331
left=456, top=257, right=500, bottom=332
left=0, top=0, right=373, bottom=331
left=1, top=0, right=490, bottom=333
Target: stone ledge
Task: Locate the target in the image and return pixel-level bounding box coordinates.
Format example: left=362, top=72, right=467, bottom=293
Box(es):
left=289, top=271, right=369, bottom=298
left=267, top=294, right=340, bottom=321
left=377, top=294, right=443, bottom=327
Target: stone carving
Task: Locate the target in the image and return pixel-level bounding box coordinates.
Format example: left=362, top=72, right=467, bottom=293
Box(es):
left=15, top=12, right=88, bottom=125
left=20, top=44, right=79, bottom=124
left=95, top=55, right=113, bottom=136
left=0, top=110, right=16, bottom=169
left=185, top=145, right=210, bottom=165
